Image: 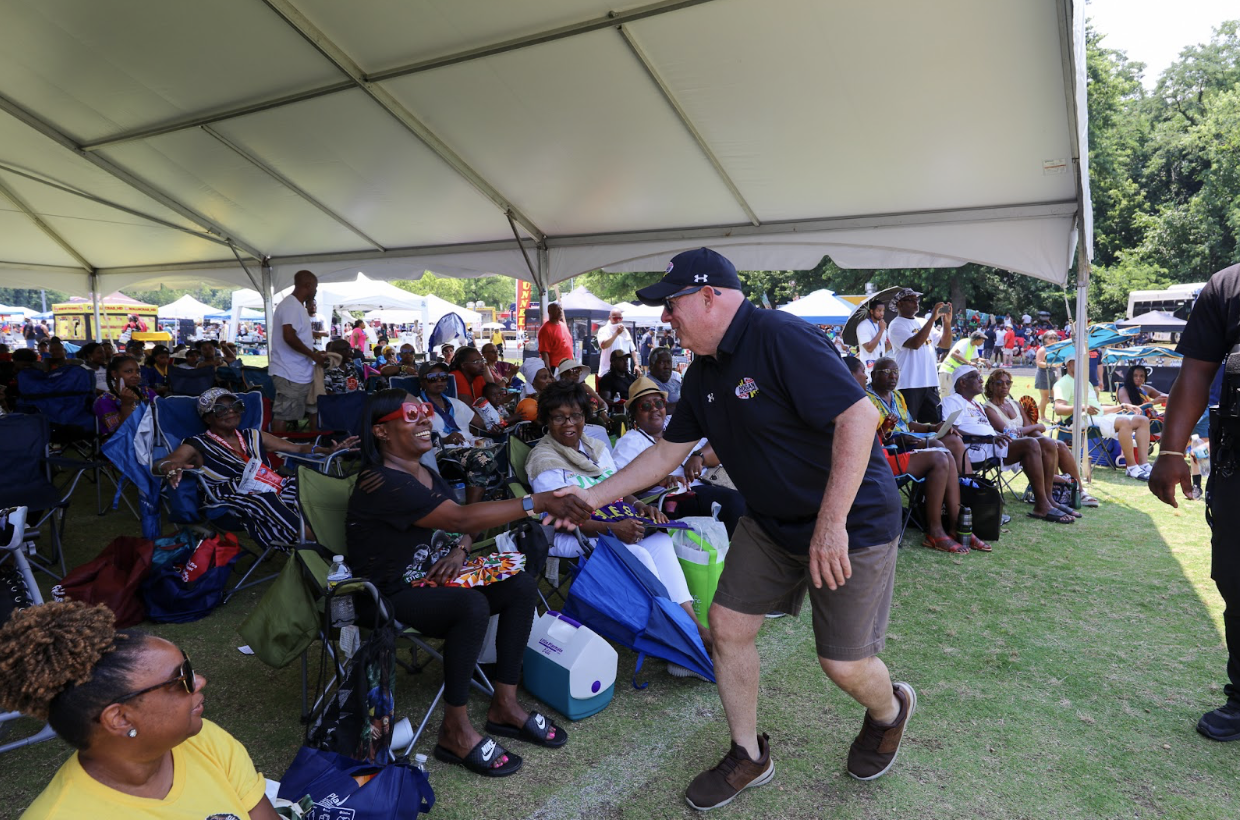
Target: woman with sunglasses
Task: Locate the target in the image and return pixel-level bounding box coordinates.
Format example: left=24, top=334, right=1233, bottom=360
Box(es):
left=348, top=389, right=592, bottom=777
left=0, top=601, right=279, bottom=819
left=611, top=377, right=746, bottom=536
left=527, top=381, right=713, bottom=665
left=419, top=361, right=500, bottom=504
left=154, top=388, right=358, bottom=545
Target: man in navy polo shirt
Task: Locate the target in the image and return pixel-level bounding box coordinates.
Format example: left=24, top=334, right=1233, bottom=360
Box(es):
left=579, top=247, right=911, bottom=811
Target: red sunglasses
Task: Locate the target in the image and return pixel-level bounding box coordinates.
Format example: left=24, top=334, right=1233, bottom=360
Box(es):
left=376, top=401, right=435, bottom=424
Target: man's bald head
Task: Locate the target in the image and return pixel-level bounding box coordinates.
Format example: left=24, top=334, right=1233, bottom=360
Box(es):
left=292, top=269, right=318, bottom=302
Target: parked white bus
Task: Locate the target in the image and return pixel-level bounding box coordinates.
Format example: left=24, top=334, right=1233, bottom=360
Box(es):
left=1126, top=282, right=1205, bottom=319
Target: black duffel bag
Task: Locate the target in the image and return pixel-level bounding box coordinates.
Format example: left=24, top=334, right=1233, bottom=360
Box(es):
left=959, top=476, right=1003, bottom=541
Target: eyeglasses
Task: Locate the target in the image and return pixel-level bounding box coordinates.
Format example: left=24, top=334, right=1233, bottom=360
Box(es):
left=548, top=412, right=585, bottom=425
left=634, top=397, right=667, bottom=413
left=873, top=368, right=899, bottom=376
left=662, top=286, right=711, bottom=315
left=422, top=373, right=450, bottom=383
left=114, top=651, right=195, bottom=704
left=209, top=400, right=244, bottom=416
left=376, top=401, right=435, bottom=424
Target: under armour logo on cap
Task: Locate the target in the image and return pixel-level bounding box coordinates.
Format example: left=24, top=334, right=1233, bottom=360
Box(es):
left=694, top=274, right=708, bottom=283
left=635, top=247, right=742, bottom=307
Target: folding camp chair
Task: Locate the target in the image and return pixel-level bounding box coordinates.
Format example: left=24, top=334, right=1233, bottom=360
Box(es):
left=149, top=391, right=294, bottom=600
left=241, top=366, right=276, bottom=401
left=292, top=468, right=494, bottom=753
left=15, top=366, right=123, bottom=516
left=389, top=375, right=418, bottom=395
left=0, top=414, right=75, bottom=578
left=960, top=434, right=1027, bottom=501
left=168, top=366, right=217, bottom=397
left=882, top=446, right=928, bottom=543
left=1054, top=416, right=1122, bottom=471
left=0, top=506, right=58, bottom=755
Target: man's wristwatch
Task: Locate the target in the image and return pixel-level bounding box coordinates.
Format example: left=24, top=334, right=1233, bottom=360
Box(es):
left=690, top=449, right=705, bottom=460
left=522, top=495, right=538, bottom=519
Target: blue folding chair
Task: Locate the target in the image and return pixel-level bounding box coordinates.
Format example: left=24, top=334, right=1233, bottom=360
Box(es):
left=0, top=415, right=73, bottom=577
left=16, top=366, right=120, bottom=516
left=389, top=375, right=419, bottom=395
left=241, top=366, right=276, bottom=401
left=168, top=366, right=216, bottom=397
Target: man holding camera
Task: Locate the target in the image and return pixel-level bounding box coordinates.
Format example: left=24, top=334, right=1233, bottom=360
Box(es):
left=1150, top=261, right=1240, bottom=741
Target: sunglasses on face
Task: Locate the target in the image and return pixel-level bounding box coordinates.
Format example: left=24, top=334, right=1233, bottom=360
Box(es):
left=376, top=401, right=435, bottom=424
left=422, top=373, right=450, bottom=383
left=662, top=285, right=711, bottom=315
left=634, top=397, right=667, bottom=413
left=114, top=651, right=196, bottom=704
left=873, top=368, right=899, bottom=376
left=210, top=401, right=244, bottom=416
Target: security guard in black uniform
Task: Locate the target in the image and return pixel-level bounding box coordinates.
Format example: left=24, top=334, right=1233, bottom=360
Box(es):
left=1150, top=261, right=1240, bottom=741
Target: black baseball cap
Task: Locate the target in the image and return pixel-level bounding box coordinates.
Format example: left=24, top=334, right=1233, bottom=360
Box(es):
left=635, top=247, right=743, bottom=306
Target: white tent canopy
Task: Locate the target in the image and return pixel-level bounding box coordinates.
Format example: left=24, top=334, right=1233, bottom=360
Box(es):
left=157, top=294, right=219, bottom=321
left=777, top=289, right=858, bottom=326
left=616, top=301, right=668, bottom=327
left=0, top=0, right=1089, bottom=302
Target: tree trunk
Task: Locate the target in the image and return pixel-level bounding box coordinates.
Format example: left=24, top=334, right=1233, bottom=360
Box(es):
left=950, top=276, right=966, bottom=315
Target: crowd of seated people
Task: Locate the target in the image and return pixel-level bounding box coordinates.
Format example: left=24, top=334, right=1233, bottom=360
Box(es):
left=1052, top=357, right=1152, bottom=481
left=982, top=368, right=1099, bottom=508
left=419, top=360, right=502, bottom=504
left=344, top=388, right=591, bottom=777
left=943, top=366, right=1077, bottom=524
left=865, top=356, right=987, bottom=553
left=527, top=381, right=713, bottom=666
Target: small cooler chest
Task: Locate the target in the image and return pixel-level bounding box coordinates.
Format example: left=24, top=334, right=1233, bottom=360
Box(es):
left=522, top=611, right=617, bottom=720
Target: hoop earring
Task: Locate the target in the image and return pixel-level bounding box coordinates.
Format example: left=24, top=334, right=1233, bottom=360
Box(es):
left=127, top=728, right=138, bottom=738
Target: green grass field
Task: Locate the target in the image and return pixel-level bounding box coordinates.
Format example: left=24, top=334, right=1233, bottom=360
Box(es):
left=1, top=374, right=1233, bottom=820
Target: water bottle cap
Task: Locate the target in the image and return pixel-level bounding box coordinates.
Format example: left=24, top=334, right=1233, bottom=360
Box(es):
left=414, top=753, right=428, bottom=763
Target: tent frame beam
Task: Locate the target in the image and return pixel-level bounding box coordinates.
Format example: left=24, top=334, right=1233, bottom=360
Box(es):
left=0, top=160, right=233, bottom=247
left=256, top=0, right=548, bottom=245
left=79, top=0, right=720, bottom=154
left=0, top=91, right=265, bottom=261
left=72, top=200, right=1078, bottom=285
left=616, top=24, right=760, bottom=227
left=0, top=174, right=94, bottom=272
left=200, top=125, right=387, bottom=252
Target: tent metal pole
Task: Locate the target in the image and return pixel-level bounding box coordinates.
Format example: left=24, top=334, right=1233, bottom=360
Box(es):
left=261, top=259, right=276, bottom=356
left=90, top=271, right=103, bottom=344
left=1072, top=223, right=1090, bottom=483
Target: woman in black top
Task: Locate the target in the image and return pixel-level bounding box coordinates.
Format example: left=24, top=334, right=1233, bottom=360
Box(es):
left=346, top=389, right=592, bottom=777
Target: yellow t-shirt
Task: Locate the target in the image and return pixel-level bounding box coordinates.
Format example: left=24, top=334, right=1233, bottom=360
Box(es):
left=22, top=719, right=265, bottom=820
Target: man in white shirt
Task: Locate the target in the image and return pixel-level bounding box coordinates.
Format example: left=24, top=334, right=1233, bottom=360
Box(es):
left=1052, top=357, right=1152, bottom=480
left=854, top=303, right=890, bottom=379
left=269, top=269, right=326, bottom=433
left=941, top=366, right=1074, bottom=523
left=596, top=309, right=638, bottom=379
left=887, top=289, right=950, bottom=424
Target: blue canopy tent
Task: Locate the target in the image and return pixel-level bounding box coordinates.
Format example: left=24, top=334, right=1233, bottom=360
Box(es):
left=1101, top=345, right=1182, bottom=365
left=1043, top=324, right=1139, bottom=365
left=563, top=535, right=714, bottom=688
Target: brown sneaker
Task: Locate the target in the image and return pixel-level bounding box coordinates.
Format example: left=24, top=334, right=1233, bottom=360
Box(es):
left=847, top=681, right=916, bottom=780
left=685, top=732, right=775, bottom=811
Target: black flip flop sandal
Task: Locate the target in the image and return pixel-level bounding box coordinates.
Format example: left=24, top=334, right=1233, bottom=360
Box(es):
left=433, top=737, right=523, bottom=777
left=484, top=711, right=568, bottom=748
left=1055, top=503, right=1082, bottom=518
left=1027, top=511, right=1075, bottom=524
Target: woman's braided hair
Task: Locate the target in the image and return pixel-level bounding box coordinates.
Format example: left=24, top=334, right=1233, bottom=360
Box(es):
left=0, top=602, right=146, bottom=749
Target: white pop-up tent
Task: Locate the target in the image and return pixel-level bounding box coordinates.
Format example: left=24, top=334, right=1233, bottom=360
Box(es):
left=157, top=294, right=218, bottom=321
left=0, top=1, right=1097, bottom=461
left=778, top=290, right=858, bottom=326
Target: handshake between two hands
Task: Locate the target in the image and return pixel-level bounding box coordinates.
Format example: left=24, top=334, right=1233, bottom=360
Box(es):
left=537, top=485, right=600, bottom=530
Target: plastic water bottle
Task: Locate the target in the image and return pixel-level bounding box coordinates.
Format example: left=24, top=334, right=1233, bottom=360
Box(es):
left=1191, top=434, right=1211, bottom=479
left=413, top=753, right=429, bottom=774
left=326, top=555, right=356, bottom=626
left=958, top=507, right=973, bottom=550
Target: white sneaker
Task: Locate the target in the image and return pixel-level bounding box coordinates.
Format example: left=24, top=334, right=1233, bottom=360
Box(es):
left=1125, top=465, right=1149, bottom=481
left=668, top=662, right=713, bottom=683
left=1140, top=463, right=1154, bottom=478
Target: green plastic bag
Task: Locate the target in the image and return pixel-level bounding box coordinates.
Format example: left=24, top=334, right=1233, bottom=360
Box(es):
left=672, top=516, right=729, bottom=628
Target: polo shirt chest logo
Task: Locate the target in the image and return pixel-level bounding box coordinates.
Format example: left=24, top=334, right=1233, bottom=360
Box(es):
left=734, top=377, right=760, bottom=400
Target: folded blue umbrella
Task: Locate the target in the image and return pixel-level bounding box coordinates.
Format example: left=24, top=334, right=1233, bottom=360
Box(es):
left=1043, top=323, right=1139, bottom=364
left=564, top=534, right=715, bottom=688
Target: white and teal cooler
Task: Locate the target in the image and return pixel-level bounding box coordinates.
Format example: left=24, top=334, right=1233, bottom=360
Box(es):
left=522, top=611, right=617, bottom=720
